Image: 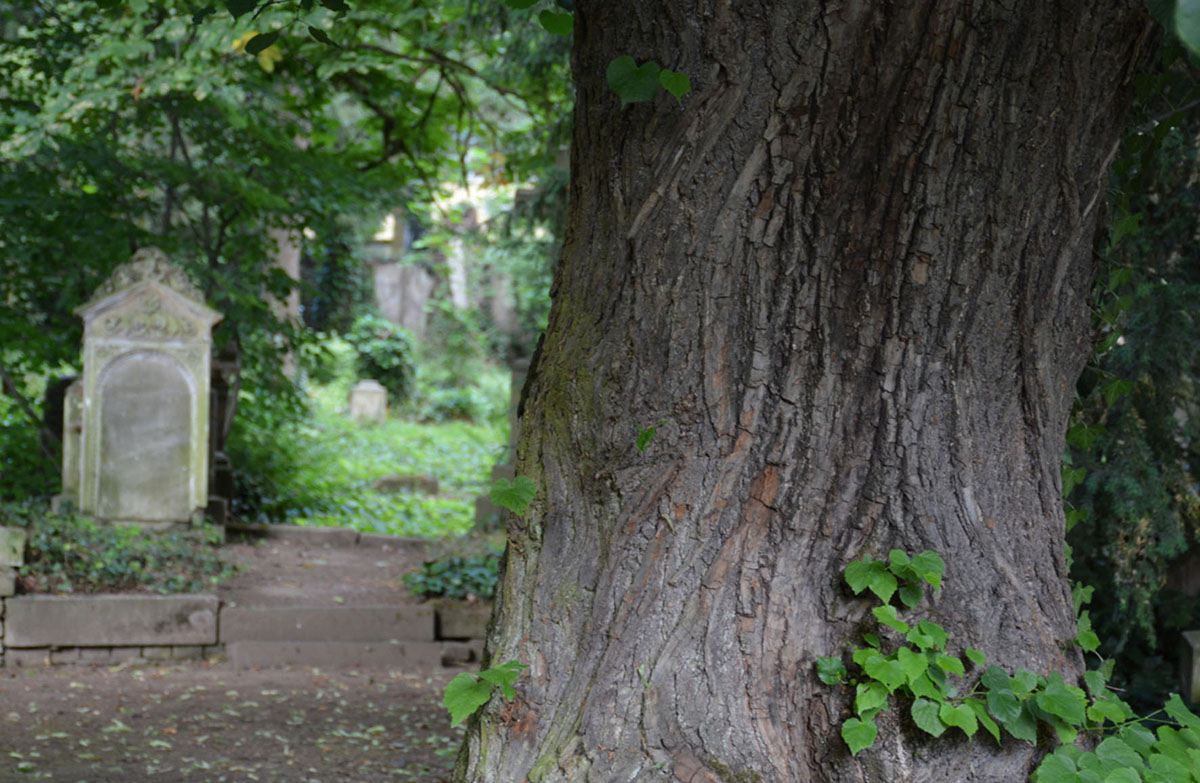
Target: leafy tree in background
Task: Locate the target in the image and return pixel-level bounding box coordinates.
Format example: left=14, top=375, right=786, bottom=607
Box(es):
left=0, top=0, right=556, bottom=500
left=1066, top=43, right=1200, bottom=709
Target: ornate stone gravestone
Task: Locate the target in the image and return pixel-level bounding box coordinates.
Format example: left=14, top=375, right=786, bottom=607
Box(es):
left=348, top=379, right=388, bottom=424
left=66, top=249, right=223, bottom=524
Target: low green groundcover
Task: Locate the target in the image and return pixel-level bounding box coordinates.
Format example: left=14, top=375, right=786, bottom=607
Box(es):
left=5, top=505, right=236, bottom=594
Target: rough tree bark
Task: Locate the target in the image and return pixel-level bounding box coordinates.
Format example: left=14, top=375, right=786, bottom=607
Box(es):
left=458, top=2, right=1154, bottom=781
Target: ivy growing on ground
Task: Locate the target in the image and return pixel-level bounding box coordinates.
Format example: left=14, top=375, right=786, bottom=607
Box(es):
left=818, top=551, right=1200, bottom=781
left=7, top=506, right=237, bottom=595
left=403, top=545, right=502, bottom=601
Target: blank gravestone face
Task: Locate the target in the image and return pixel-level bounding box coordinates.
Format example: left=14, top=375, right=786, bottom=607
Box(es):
left=97, top=352, right=192, bottom=521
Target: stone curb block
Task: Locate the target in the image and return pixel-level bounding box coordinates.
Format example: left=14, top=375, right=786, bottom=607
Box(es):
left=226, top=640, right=443, bottom=669
left=221, top=605, right=434, bottom=643
left=357, top=533, right=426, bottom=551
left=261, top=525, right=360, bottom=547
left=4, top=594, right=218, bottom=647
left=434, top=601, right=492, bottom=640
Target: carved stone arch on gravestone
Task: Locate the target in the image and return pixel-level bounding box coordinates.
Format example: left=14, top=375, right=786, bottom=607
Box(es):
left=96, top=350, right=194, bottom=521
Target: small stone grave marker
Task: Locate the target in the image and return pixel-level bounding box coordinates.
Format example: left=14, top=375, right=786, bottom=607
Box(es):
left=348, top=379, right=388, bottom=424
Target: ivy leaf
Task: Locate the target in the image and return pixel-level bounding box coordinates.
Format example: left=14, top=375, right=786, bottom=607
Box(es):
left=862, top=633, right=881, bottom=649
left=1099, top=769, right=1140, bottom=783
left=844, top=557, right=898, bottom=604
left=1086, top=699, right=1128, bottom=725
left=915, top=620, right=948, bottom=651
left=244, top=30, right=281, bottom=55
left=968, top=699, right=1001, bottom=744
left=910, top=551, right=945, bottom=590
left=658, top=69, right=691, bottom=101
left=854, top=681, right=889, bottom=716
left=225, top=0, right=259, bottom=18
left=872, top=605, right=909, bottom=634
left=636, top=425, right=656, bottom=451
left=1076, top=611, right=1101, bottom=652
left=935, top=653, right=964, bottom=676
left=986, top=688, right=1022, bottom=725
left=965, top=647, right=986, bottom=667
left=816, top=657, right=847, bottom=685
left=1005, top=702, right=1040, bottom=743
left=1011, top=669, right=1041, bottom=697
left=1164, top=693, right=1200, bottom=730
left=897, top=584, right=923, bottom=609
left=911, top=698, right=947, bottom=737
left=908, top=672, right=942, bottom=701
left=490, top=476, right=537, bottom=515
left=862, top=655, right=906, bottom=692
left=896, top=646, right=928, bottom=684
left=1117, top=724, right=1156, bottom=756
left=504, top=0, right=539, bottom=7
left=478, top=660, right=526, bottom=700
left=606, top=56, right=661, bottom=106
left=905, top=625, right=934, bottom=651
left=1036, top=672, right=1087, bottom=726
left=1083, top=669, right=1108, bottom=699
left=841, top=717, right=877, bottom=755
left=538, top=10, right=573, bottom=35
left=1033, top=751, right=1079, bottom=783
left=1093, top=737, right=1142, bottom=771
left=938, top=702, right=978, bottom=738
left=443, top=673, right=492, bottom=726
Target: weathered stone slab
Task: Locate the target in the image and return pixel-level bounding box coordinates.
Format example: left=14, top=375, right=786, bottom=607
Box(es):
left=357, top=533, right=425, bottom=551
left=4, top=594, right=218, bottom=647
left=4, top=648, right=49, bottom=667
left=220, top=605, right=434, bottom=643
left=0, top=527, right=26, bottom=566
left=226, top=641, right=442, bottom=669
left=434, top=601, right=492, bottom=640
left=1184, top=630, right=1200, bottom=704
left=440, top=640, right=482, bottom=666
left=371, top=474, right=439, bottom=495
left=0, top=567, right=15, bottom=598
left=263, top=525, right=359, bottom=548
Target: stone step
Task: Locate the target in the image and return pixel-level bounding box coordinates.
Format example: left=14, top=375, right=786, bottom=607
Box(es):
left=5, top=595, right=218, bottom=648
left=226, top=640, right=443, bottom=669
left=220, top=605, right=435, bottom=643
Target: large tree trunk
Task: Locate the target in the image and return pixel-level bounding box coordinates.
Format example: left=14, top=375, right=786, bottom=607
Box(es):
left=459, top=2, right=1153, bottom=781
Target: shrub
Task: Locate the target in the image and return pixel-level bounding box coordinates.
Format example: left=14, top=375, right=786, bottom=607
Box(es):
left=345, top=314, right=417, bottom=403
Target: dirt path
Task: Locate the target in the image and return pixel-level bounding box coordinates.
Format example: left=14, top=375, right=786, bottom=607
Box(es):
left=1, top=661, right=464, bottom=781
left=1, top=531, right=472, bottom=781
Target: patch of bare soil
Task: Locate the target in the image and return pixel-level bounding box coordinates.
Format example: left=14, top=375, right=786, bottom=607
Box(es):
left=1, top=662, right=464, bottom=781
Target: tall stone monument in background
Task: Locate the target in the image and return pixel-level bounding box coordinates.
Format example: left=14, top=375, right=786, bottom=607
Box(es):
left=63, top=249, right=223, bottom=525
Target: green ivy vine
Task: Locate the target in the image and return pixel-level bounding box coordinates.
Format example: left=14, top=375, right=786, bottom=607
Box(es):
left=819, top=550, right=1200, bottom=781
